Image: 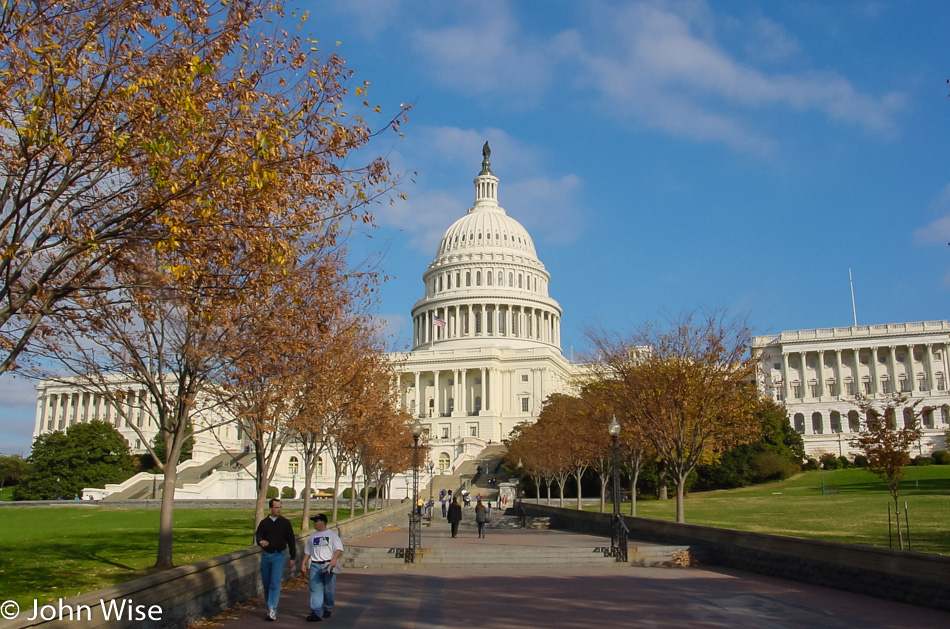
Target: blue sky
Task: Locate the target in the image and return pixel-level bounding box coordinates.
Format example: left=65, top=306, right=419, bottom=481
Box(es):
left=2, top=0, right=949, bottom=454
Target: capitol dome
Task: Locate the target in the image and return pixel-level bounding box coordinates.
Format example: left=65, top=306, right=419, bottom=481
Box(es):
left=410, top=144, right=563, bottom=352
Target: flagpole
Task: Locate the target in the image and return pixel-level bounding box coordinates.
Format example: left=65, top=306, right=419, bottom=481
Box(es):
left=849, top=268, right=858, bottom=327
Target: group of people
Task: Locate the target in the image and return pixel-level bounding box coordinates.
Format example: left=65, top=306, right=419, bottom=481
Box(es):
left=255, top=498, right=344, bottom=623
left=443, top=492, right=492, bottom=538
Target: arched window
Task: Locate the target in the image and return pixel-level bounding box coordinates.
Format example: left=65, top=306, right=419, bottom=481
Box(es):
left=518, top=274, right=523, bottom=288
left=475, top=312, right=482, bottom=334
left=497, top=271, right=503, bottom=286
left=508, top=272, right=513, bottom=287
left=830, top=411, right=841, bottom=433
left=289, top=457, right=299, bottom=475
left=811, top=412, right=823, bottom=434
left=848, top=410, right=860, bottom=432
left=438, top=452, right=451, bottom=471
left=486, top=271, right=492, bottom=286
left=475, top=271, right=480, bottom=286
left=793, top=413, right=805, bottom=433
left=903, top=408, right=915, bottom=428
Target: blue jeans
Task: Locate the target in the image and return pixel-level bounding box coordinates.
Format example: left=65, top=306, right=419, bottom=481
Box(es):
left=309, top=563, right=337, bottom=617
left=260, top=550, right=286, bottom=611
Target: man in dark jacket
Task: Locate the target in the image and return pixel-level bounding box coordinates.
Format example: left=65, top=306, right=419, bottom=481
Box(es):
left=256, top=498, right=296, bottom=621
left=447, top=496, right=463, bottom=538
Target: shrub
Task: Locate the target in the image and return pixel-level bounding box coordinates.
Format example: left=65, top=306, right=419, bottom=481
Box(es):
left=266, top=485, right=279, bottom=499
left=853, top=454, right=868, bottom=468
left=281, top=486, right=295, bottom=499
left=752, top=450, right=795, bottom=482
left=818, top=453, right=840, bottom=470
left=931, top=450, right=949, bottom=465
left=802, top=458, right=819, bottom=471
left=837, top=456, right=851, bottom=469
left=913, top=456, right=934, bottom=467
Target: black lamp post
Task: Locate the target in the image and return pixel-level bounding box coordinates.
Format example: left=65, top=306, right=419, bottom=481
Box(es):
left=609, top=416, right=628, bottom=562
left=406, top=418, right=424, bottom=564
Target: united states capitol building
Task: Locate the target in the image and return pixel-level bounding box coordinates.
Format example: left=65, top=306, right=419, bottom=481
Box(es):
left=30, top=146, right=949, bottom=497
left=30, top=145, right=580, bottom=499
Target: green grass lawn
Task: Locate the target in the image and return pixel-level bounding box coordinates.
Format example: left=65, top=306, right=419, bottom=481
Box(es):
left=0, top=506, right=362, bottom=608
left=590, top=466, right=950, bottom=555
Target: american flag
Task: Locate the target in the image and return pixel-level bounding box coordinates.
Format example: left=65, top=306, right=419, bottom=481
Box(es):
left=433, top=315, right=447, bottom=328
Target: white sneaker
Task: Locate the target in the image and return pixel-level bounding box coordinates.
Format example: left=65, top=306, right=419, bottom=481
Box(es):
left=267, top=608, right=277, bottom=621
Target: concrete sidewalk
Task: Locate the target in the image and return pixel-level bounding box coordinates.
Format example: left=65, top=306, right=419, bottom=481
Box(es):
left=209, top=518, right=950, bottom=629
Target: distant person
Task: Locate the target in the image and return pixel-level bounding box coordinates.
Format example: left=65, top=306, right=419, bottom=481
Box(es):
left=302, top=513, right=344, bottom=622
left=441, top=496, right=448, bottom=518
left=255, top=498, right=296, bottom=621
left=475, top=499, right=488, bottom=538
left=447, top=497, right=463, bottom=538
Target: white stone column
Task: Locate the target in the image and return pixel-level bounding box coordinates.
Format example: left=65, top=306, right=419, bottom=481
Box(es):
left=414, top=372, right=422, bottom=418
left=870, top=347, right=880, bottom=395
left=888, top=345, right=899, bottom=393
left=34, top=392, right=45, bottom=436
left=834, top=350, right=843, bottom=398
left=815, top=350, right=824, bottom=401
left=925, top=343, right=935, bottom=393
left=461, top=369, right=468, bottom=414
left=480, top=367, right=487, bottom=413
left=433, top=370, right=440, bottom=417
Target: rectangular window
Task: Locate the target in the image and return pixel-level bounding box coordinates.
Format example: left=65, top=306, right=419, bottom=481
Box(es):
left=918, top=378, right=929, bottom=391
left=469, top=426, right=478, bottom=437
left=521, top=398, right=529, bottom=412
left=521, top=374, right=529, bottom=382
left=937, top=375, right=946, bottom=390
left=809, top=384, right=821, bottom=398
left=827, top=382, right=838, bottom=397
left=792, top=385, right=802, bottom=399
left=900, top=379, right=911, bottom=393
left=441, top=427, right=449, bottom=439
left=847, top=382, right=858, bottom=396
left=880, top=380, right=891, bottom=394
left=862, top=380, right=872, bottom=394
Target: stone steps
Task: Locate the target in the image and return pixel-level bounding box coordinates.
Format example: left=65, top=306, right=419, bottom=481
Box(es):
left=341, top=545, right=623, bottom=570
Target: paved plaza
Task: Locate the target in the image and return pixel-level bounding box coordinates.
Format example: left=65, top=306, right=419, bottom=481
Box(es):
left=212, top=518, right=950, bottom=629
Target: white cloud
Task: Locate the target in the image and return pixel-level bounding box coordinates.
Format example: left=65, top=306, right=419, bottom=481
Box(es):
left=914, top=184, right=950, bottom=244
left=575, top=2, right=904, bottom=151
left=410, top=2, right=565, bottom=106
left=408, top=0, right=905, bottom=153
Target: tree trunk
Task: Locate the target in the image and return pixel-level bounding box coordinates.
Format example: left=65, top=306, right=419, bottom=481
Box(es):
left=154, top=460, right=179, bottom=568
left=331, top=472, right=342, bottom=523
left=301, top=460, right=314, bottom=531
left=599, top=474, right=608, bottom=513
left=557, top=479, right=567, bottom=508
left=894, top=496, right=905, bottom=550
left=629, top=468, right=640, bottom=517
left=658, top=463, right=668, bottom=501
left=349, top=467, right=358, bottom=518
left=675, top=473, right=687, bottom=523
left=575, top=469, right=584, bottom=510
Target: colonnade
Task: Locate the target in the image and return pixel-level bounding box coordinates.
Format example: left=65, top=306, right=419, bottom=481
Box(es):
left=413, top=303, right=560, bottom=348
left=34, top=389, right=148, bottom=434
left=778, top=342, right=949, bottom=402
left=401, top=365, right=548, bottom=421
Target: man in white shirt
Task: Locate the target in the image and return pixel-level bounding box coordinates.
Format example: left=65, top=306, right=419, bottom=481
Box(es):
left=301, top=513, right=344, bottom=622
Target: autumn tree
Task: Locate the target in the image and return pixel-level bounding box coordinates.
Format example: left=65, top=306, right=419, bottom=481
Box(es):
left=586, top=311, right=760, bottom=523
left=849, top=393, right=923, bottom=550
left=17, top=0, right=408, bottom=567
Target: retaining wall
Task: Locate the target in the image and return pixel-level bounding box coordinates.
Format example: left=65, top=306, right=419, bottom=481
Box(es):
left=523, top=503, right=950, bottom=611
left=3, top=502, right=408, bottom=629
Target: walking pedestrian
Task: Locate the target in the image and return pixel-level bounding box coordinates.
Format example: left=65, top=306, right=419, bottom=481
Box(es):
left=475, top=499, right=488, bottom=538
left=255, top=498, right=296, bottom=621
left=447, top=497, right=462, bottom=538
left=302, top=513, right=344, bottom=622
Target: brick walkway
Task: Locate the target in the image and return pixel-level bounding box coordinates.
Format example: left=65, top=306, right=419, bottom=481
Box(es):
left=212, top=518, right=950, bottom=629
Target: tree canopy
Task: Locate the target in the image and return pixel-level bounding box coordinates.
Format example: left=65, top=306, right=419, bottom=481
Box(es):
left=14, top=420, right=137, bottom=500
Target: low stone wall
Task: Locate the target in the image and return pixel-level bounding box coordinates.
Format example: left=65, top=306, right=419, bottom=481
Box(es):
left=5, top=502, right=407, bottom=629
left=523, top=503, right=950, bottom=611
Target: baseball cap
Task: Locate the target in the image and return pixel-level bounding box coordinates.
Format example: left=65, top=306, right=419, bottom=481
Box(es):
left=311, top=513, right=328, bottom=523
